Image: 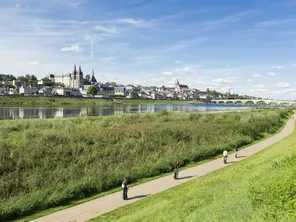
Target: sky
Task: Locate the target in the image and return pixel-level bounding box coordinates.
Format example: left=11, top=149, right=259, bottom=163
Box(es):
left=1, top=0, right=296, bottom=99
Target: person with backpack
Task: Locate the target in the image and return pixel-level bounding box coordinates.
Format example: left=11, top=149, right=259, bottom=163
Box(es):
left=234, top=144, right=239, bottom=158
left=121, top=178, right=128, bottom=200
left=223, top=150, right=228, bottom=164
left=173, top=161, right=180, bottom=179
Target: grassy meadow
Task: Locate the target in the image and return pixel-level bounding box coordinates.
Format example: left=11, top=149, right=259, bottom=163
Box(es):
left=0, top=108, right=292, bottom=221
left=0, top=96, right=194, bottom=106
left=93, top=115, right=296, bottom=222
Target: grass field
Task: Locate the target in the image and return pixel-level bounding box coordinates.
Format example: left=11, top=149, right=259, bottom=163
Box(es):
left=92, top=117, right=296, bottom=222
left=0, top=96, right=197, bottom=106
left=0, top=108, right=292, bottom=221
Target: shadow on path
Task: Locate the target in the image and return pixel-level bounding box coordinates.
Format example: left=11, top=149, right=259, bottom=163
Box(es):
left=178, top=175, right=196, bottom=180
left=128, top=194, right=150, bottom=200
left=177, top=175, right=196, bottom=180
left=225, top=161, right=236, bottom=164
left=236, top=155, right=247, bottom=158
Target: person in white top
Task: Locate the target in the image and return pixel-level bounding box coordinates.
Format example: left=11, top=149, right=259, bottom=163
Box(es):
left=122, top=178, right=128, bottom=200
left=223, top=150, right=228, bottom=164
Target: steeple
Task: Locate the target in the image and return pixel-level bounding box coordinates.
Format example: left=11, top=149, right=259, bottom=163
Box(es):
left=73, top=64, right=77, bottom=79
left=79, top=65, right=82, bottom=75
left=90, top=68, right=97, bottom=85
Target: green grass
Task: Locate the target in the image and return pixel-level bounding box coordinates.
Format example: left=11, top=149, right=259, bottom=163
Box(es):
left=0, top=96, right=198, bottom=106
left=92, top=118, right=296, bottom=222
left=0, top=108, right=292, bottom=221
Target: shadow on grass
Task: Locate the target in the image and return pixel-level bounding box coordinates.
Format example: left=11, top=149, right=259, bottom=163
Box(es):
left=128, top=194, right=150, bottom=200
left=177, top=175, right=196, bottom=180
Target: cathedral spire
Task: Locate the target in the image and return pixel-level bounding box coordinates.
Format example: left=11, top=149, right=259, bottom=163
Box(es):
left=73, top=64, right=77, bottom=79
left=90, top=68, right=97, bottom=85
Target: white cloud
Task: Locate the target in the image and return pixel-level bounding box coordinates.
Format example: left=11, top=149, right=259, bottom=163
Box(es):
left=212, top=76, right=238, bottom=84
left=250, top=88, right=269, bottom=92
left=247, top=79, right=253, bottom=83
left=147, top=77, right=166, bottom=84
left=255, top=19, right=296, bottom=28
left=115, top=18, right=151, bottom=27
left=93, top=25, right=117, bottom=34
left=175, top=67, right=199, bottom=74
left=253, top=73, right=261, bottom=77
left=29, top=61, right=39, bottom=65
left=161, top=71, right=173, bottom=75
left=271, top=65, right=283, bottom=69
left=276, top=82, right=290, bottom=88
left=252, top=84, right=266, bottom=88
left=268, top=72, right=276, bottom=76
left=174, top=60, right=183, bottom=64
left=60, top=44, right=83, bottom=52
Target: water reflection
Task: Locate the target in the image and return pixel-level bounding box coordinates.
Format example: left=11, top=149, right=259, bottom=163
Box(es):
left=0, top=104, right=252, bottom=120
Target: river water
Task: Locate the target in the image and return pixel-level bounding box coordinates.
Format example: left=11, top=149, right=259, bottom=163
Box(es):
left=0, top=104, right=265, bottom=120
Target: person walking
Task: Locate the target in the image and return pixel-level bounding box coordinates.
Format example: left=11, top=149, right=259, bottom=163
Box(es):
left=122, top=178, right=128, bottom=200
left=234, top=144, right=239, bottom=158
left=223, top=150, right=228, bottom=164
left=173, top=161, right=180, bottom=179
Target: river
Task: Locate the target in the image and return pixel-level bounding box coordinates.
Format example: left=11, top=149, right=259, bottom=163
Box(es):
left=0, top=104, right=272, bottom=120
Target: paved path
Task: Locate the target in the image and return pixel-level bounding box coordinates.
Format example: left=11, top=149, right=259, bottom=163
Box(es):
left=31, top=115, right=296, bottom=222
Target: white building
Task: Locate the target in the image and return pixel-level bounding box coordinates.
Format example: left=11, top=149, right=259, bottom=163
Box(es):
left=38, top=87, right=52, bottom=96
left=55, top=88, right=73, bottom=96
left=50, top=65, right=84, bottom=89
left=19, top=86, right=38, bottom=95
left=114, top=87, right=126, bottom=96
left=9, top=87, right=18, bottom=95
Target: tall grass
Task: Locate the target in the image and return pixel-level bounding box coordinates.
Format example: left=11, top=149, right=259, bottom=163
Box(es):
left=92, top=109, right=296, bottom=222
left=0, top=96, right=191, bottom=106
left=0, top=108, right=292, bottom=220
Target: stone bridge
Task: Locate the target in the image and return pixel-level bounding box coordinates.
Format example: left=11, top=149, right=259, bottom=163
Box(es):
left=211, top=99, right=296, bottom=106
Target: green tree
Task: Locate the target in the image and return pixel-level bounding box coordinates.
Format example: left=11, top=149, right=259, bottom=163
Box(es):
left=7, top=74, right=16, bottom=81
left=84, top=74, right=90, bottom=82
left=131, top=91, right=140, bottom=99
left=42, top=77, right=50, bottom=82
left=110, top=82, right=117, bottom=87
left=87, top=85, right=98, bottom=97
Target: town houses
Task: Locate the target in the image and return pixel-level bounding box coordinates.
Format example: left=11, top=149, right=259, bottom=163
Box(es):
left=0, top=65, right=222, bottom=101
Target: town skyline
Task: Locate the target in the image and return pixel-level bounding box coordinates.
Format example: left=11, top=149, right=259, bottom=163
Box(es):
left=1, top=0, right=296, bottom=99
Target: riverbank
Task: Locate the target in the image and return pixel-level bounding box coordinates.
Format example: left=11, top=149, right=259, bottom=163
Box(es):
left=93, top=115, right=296, bottom=222
left=0, top=96, right=203, bottom=106
left=0, top=109, right=292, bottom=221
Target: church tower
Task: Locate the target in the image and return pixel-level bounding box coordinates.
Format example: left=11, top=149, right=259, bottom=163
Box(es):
left=175, top=79, right=180, bottom=92
left=72, top=64, right=77, bottom=80
left=77, top=65, right=83, bottom=88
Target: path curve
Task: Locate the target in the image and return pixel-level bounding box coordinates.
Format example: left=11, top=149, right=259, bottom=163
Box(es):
left=31, top=115, right=296, bottom=222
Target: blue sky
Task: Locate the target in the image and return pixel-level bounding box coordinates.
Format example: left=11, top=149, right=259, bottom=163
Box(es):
left=1, top=0, right=296, bottom=99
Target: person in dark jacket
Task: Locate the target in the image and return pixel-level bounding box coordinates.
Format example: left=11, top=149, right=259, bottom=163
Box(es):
left=122, top=178, right=128, bottom=200
left=173, top=161, right=180, bottom=179
left=234, top=144, right=239, bottom=158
